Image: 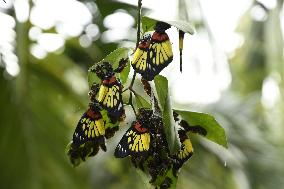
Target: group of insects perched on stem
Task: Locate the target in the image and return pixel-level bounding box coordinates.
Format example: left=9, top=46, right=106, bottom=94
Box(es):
left=66, top=2, right=202, bottom=188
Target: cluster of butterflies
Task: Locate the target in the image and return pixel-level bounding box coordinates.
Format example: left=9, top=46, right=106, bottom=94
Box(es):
left=67, top=60, right=126, bottom=166
left=67, top=21, right=193, bottom=188
left=115, top=108, right=196, bottom=188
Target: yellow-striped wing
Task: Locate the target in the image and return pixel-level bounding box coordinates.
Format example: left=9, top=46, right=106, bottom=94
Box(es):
left=115, top=121, right=150, bottom=158
left=132, top=48, right=148, bottom=72
left=73, top=107, right=105, bottom=148
left=131, top=31, right=173, bottom=81
left=131, top=34, right=154, bottom=80
left=173, top=131, right=193, bottom=169
left=177, top=138, right=193, bottom=161
left=97, top=76, right=123, bottom=118
left=149, top=31, right=173, bottom=71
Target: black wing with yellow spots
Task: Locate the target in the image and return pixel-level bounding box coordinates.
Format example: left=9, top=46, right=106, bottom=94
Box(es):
left=97, top=75, right=123, bottom=118
left=114, top=121, right=151, bottom=158
left=132, top=30, right=173, bottom=81
left=72, top=105, right=106, bottom=149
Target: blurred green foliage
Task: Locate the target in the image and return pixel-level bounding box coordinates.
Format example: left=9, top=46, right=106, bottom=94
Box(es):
left=0, top=0, right=284, bottom=189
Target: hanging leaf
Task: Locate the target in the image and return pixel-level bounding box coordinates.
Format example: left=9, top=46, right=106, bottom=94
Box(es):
left=154, top=75, right=180, bottom=154
left=88, top=47, right=130, bottom=87
left=119, top=61, right=130, bottom=84
left=134, top=93, right=151, bottom=109
left=142, top=16, right=195, bottom=35
left=174, top=110, right=228, bottom=148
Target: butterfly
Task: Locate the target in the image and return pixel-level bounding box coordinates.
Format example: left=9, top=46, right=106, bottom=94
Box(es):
left=114, top=121, right=151, bottom=158
left=72, top=104, right=106, bottom=150
left=67, top=104, right=106, bottom=166
left=132, top=22, right=173, bottom=81
left=97, top=74, right=124, bottom=119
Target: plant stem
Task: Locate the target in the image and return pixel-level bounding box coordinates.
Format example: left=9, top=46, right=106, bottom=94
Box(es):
left=128, top=0, right=142, bottom=116
left=129, top=0, right=142, bottom=89
left=136, top=0, right=142, bottom=48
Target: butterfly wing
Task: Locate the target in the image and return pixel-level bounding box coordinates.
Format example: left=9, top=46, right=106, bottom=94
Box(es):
left=132, top=47, right=148, bottom=72
left=148, top=31, right=173, bottom=75
left=67, top=106, right=106, bottom=166
left=173, top=131, right=193, bottom=170
left=131, top=36, right=157, bottom=80
left=115, top=122, right=150, bottom=158
left=72, top=108, right=106, bottom=148
left=177, top=138, right=193, bottom=162
left=97, top=76, right=123, bottom=118
left=132, top=31, right=173, bottom=81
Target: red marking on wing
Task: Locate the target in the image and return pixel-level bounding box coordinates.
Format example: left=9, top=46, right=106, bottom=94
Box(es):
left=138, top=40, right=150, bottom=50
left=103, top=75, right=117, bottom=85
left=134, top=122, right=148, bottom=133
left=151, top=31, right=169, bottom=42
left=87, top=109, right=102, bottom=120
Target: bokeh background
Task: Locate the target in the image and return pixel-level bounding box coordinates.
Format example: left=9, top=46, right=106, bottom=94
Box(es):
left=1, top=0, right=284, bottom=189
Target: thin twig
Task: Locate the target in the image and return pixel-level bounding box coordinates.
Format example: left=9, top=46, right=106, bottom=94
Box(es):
left=136, top=0, right=142, bottom=48
left=129, top=0, right=142, bottom=89
left=129, top=72, right=137, bottom=89
left=129, top=87, right=138, bottom=95
left=128, top=0, right=142, bottom=116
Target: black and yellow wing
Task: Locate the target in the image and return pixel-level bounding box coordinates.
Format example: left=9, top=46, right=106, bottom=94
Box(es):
left=177, top=138, right=193, bottom=162
left=67, top=105, right=106, bottom=166
left=173, top=130, right=193, bottom=170
left=114, top=121, right=151, bottom=158
left=72, top=106, right=106, bottom=148
left=148, top=31, right=173, bottom=75
left=132, top=31, right=173, bottom=81
left=131, top=33, right=153, bottom=80
left=97, top=75, right=123, bottom=118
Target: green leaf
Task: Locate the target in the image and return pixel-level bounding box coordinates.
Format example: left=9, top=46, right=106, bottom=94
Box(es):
left=174, top=110, right=228, bottom=148
left=135, top=93, right=151, bottom=109
left=142, top=16, right=157, bottom=34
left=119, top=59, right=130, bottom=84
left=142, top=16, right=195, bottom=35
left=154, top=75, right=180, bottom=154
left=88, top=47, right=130, bottom=87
